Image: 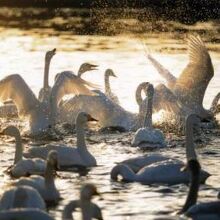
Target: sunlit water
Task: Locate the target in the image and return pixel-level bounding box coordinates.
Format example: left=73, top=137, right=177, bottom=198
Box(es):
left=0, top=28, right=219, bottom=220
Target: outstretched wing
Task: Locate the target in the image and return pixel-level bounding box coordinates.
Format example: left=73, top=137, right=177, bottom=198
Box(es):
left=0, top=74, right=39, bottom=116
left=173, top=35, right=214, bottom=106
left=51, top=71, right=98, bottom=105
left=147, top=54, right=176, bottom=89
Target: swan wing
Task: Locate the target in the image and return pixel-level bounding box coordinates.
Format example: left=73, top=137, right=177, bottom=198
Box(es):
left=147, top=54, right=176, bottom=89
left=0, top=74, right=39, bottom=116
left=51, top=71, right=99, bottom=104
left=174, top=35, right=214, bottom=105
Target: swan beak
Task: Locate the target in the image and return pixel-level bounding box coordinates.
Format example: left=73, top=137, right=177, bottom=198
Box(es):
left=87, top=114, right=98, bottom=121
left=52, top=48, right=56, bottom=54
left=90, top=64, right=98, bottom=71
left=112, top=72, right=117, bottom=78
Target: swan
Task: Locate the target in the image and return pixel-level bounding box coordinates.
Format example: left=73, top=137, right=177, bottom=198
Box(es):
left=0, top=208, right=54, bottom=220
left=62, top=184, right=103, bottom=220
left=23, top=112, right=96, bottom=168
left=77, top=63, right=98, bottom=78
left=177, top=152, right=220, bottom=219
left=147, top=35, right=216, bottom=120
left=1, top=126, right=46, bottom=178
left=14, top=150, right=60, bottom=204
left=131, top=83, right=166, bottom=148
left=111, top=114, right=210, bottom=185
left=0, top=49, right=56, bottom=119
left=0, top=186, right=45, bottom=210
left=59, top=82, right=149, bottom=131
left=0, top=71, right=97, bottom=135
left=38, top=48, right=56, bottom=103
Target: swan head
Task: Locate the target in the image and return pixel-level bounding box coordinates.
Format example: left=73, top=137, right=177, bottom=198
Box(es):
left=80, top=184, right=99, bottom=201
left=105, top=69, right=117, bottom=78
left=47, top=150, right=59, bottom=170
left=1, top=125, right=20, bottom=137
left=79, top=63, right=98, bottom=74
left=76, top=112, right=91, bottom=126
left=45, top=48, right=56, bottom=61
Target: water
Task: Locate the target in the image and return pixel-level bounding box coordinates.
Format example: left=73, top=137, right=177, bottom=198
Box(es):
left=0, top=26, right=220, bottom=220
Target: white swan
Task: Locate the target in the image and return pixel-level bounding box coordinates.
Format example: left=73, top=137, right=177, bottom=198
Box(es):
left=62, top=184, right=103, bottom=220
left=111, top=114, right=210, bottom=185
left=23, top=112, right=96, bottom=168
left=0, top=208, right=54, bottom=220
left=38, top=48, right=56, bottom=103
left=178, top=154, right=220, bottom=219
left=59, top=82, right=149, bottom=131
left=0, top=186, right=45, bottom=211
left=14, top=150, right=60, bottom=204
left=1, top=126, right=46, bottom=178
left=147, top=35, right=215, bottom=120
left=0, top=71, right=96, bottom=135
left=131, top=83, right=166, bottom=148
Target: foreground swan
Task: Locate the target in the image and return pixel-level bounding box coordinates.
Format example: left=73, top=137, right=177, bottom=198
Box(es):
left=0, top=71, right=96, bottom=135
left=59, top=82, right=150, bottom=131
left=147, top=35, right=217, bottom=120
left=24, top=112, right=96, bottom=168
left=62, top=184, right=103, bottom=220
left=131, top=83, right=166, bottom=148
left=178, top=150, right=220, bottom=219
left=14, top=150, right=60, bottom=204
left=38, top=48, right=56, bottom=103
left=111, top=114, right=210, bottom=184
left=0, top=186, right=45, bottom=210
left=1, top=126, right=46, bottom=177
left=0, top=208, right=54, bottom=220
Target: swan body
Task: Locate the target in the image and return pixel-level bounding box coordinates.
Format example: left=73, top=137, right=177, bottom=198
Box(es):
left=0, top=186, right=45, bottom=211
left=0, top=71, right=96, bottom=135
left=131, top=83, right=166, bottom=148
left=0, top=103, right=18, bottom=118
left=111, top=114, right=210, bottom=185
left=147, top=35, right=215, bottom=120
left=1, top=126, right=46, bottom=177
left=62, top=184, right=103, bottom=220
left=0, top=208, right=54, bottom=220
left=24, top=112, right=96, bottom=168
left=59, top=82, right=149, bottom=131
left=14, top=150, right=60, bottom=204
left=119, top=154, right=169, bottom=173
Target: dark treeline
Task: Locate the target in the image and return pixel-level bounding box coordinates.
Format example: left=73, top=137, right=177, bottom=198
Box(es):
left=0, top=0, right=219, bottom=23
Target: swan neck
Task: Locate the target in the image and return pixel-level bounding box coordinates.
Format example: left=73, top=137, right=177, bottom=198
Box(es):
left=45, top=162, right=55, bottom=188
left=81, top=200, right=93, bottom=220
left=44, top=57, right=51, bottom=89
left=76, top=121, right=86, bottom=149
left=62, top=201, right=78, bottom=220
left=135, top=84, right=143, bottom=107
left=105, top=73, right=111, bottom=95
left=14, top=133, right=23, bottom=164
left=185, top=120, right=197, bottom=161
left=180, top=160, right=200, bottom=213
left=143, top=95, right=153, bottom=128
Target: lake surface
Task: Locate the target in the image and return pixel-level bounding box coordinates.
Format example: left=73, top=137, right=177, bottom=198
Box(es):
left=0, top=26, right=219, bottom=219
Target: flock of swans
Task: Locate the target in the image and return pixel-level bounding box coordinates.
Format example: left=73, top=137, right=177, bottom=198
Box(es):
left=0, top=35, right=219, bottom=219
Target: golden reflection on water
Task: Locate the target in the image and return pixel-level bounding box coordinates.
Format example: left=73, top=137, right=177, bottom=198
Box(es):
left=0, top=27, right=219, bottom=219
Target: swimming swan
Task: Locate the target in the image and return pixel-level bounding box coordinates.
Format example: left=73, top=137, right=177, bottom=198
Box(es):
left=111, top=114, right=210, bottom=185
left=38, top=48, right=56, bottom=103
left=147, top=35, right=215, bottom=120
left=23, top=112, right=96, bottom=168
left=59, top=82, right=149, bottom=131
left=1, top=126, right=46, bottom=178
left=62, top=184, right=103, bottom=220
left=131, top=83, right=166, bottom=148
left=179, top=155, right=220, bottom=219
left=0, top=208, right=54, bottom=220
left=0, top=186, right=45, bottom=211
left=14, top=150, right=60, bottom=204
left=0, top=72, right=96, bottom=135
